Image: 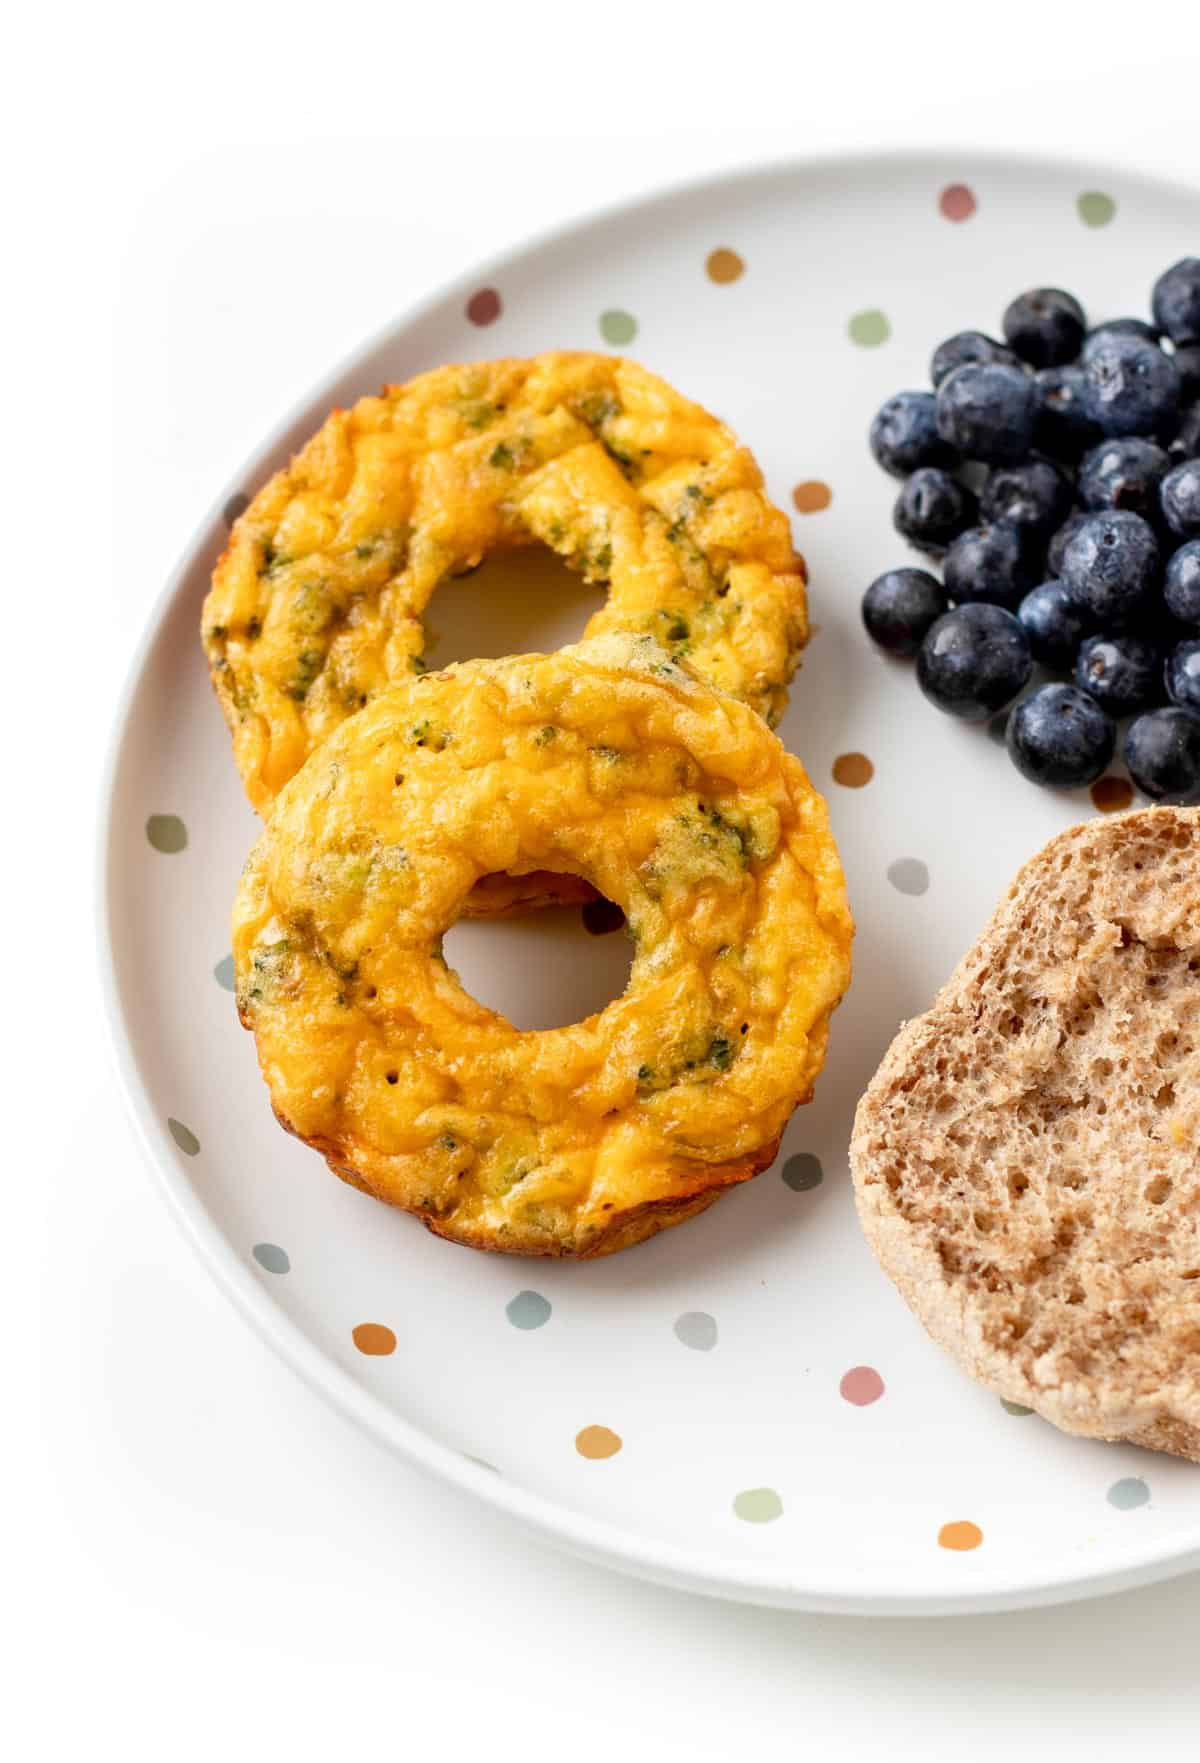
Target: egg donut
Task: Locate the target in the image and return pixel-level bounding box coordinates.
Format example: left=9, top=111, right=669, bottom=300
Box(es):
left=232, top=636, right=852, bottom=1259
left=203, top=353, right=808, bottom=825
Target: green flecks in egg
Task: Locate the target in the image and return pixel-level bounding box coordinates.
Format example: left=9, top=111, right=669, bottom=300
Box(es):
left=167, top=1117, right=200, bottom=1156
left=146, top=813, right=188, bottom=853
left=599, top=309, right=637, bottom=346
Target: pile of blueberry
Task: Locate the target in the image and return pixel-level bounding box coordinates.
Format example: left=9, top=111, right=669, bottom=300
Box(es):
left=862, top=258, right=1200, bottom=802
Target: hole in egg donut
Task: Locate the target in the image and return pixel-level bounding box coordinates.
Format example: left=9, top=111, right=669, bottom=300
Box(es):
left=443, top=895, right=633, bottom=1031
left=424, top=544, right=603, bottom=668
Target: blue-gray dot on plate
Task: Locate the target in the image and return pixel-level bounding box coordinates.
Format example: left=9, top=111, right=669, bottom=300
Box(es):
left=253, top=1242, right=290, bottom=1274
left=146, top=813, right=187, bottom=854
left=506, top=1289, right=552, bottom=1330
left=674, top=1311, right=718, bottom=1351
left=782, top=1152, right=823, bottom=1192
left=168, top=1117, right=200, bottom=1156
left=887, top=857, right=929, bottom=896
left=214, top=953, right=236, bottom=991
left=1107, top=1476, right=1150, bottom=1510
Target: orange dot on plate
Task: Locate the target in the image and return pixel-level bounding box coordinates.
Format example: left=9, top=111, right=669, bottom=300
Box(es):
left=352, top=1322, right=397, bottom=1356
left=939, top=183, right=977, bottom=222
left=1091, top=775, right=1134, bottom=814
left=833, top=752, right=874, bottom=788
left=938, top=1520, right=983, bottom=1551
left=575, top=1424, right=622, bottom=1459
left=792, top=480, right=832, bottom=514
left=706, top=247, right=744, bottom=285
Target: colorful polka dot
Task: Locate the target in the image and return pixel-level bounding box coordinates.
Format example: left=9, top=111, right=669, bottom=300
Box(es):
left=1091, top=775, right=1134, bottom=814
left=222, top=491, right=250, bottom=527
left=887, top=857, right=929, bottom=897
left=938, top=1520, right=983, bottom=1551
left=734, top=1487, right=782, bottom=1523
left=782, top=1152, right=823, bottom=1192
left=1001, top=1399, right=1034, bottom=1417
left=674, top=1311, right=718, bottom=1352
left=848, top=309, right=890, bottom=348
left=599, top=308, right=637, bottom=346
left=462, top=1453, right=500, bottom=1474
left=506, top=1289, right=552, bottom=1330
left=575, top=1425, right=622, bottom=1459
left=1107, top=1476, right=1150, bottom=1511
left=833, top=752, right=874, bottom=788
left=252, top=1242, right=290, bottom=1274
left=791, top=480, right=832, bottom=514
left=466, top=287, right=502, bottom=326
left=146, top=813, right=187, bottom=854
left=214, top=953, right=235, bottom=991
left=939, top=183, right=977, bottom=223
left=706, top=248, right=744, bottom=285
left=352, top=1323, right=397, bottom=1356
left=840, top=1366, right=885, bottom=1406
left=1078, top=191, right=1116, bottom=229
left=582, top=897, right=625, bottom=935
left=167, top=1117, right=200, bottom=1156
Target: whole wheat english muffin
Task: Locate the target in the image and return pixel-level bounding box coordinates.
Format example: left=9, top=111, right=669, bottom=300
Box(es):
left=852, top=807, right=1200, bottom=1462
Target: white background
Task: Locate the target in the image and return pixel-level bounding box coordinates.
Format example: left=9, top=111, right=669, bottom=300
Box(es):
left=10, top=4, right=1200, bottom=1757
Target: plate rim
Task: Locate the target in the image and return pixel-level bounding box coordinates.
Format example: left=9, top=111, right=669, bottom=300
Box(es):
left=97, top=144, right=1200, bottom=1615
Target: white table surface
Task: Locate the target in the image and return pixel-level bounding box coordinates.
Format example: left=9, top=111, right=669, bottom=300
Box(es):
left=13, top=4, right=1200, bottom=1755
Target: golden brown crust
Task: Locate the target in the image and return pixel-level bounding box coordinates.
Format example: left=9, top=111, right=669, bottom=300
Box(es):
left=235, top=636, right=851, bottom=1258
left=202, top=353, right=807, bottom=820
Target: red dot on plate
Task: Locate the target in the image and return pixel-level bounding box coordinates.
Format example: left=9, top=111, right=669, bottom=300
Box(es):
left=939, top=183, right=977, bottom=223
left=840, top=1365, right=885, bottom=1406
left=466, top=287, right=502, bottom=326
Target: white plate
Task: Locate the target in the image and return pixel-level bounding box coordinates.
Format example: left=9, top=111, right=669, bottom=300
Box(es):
left=100, top=150, right=1200, bottom=1614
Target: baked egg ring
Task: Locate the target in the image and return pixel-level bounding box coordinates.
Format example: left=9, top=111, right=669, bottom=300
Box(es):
left=203, top=353, right=807, bottom=821
left=232, top=636, right=852, bottom=1259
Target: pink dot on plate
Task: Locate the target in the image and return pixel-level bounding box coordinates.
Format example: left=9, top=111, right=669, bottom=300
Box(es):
left=840, top=1365, right=885, bottom=1406
left=939, top=183, right=977, bottom=223
left=466, top=288, right=501, bottom=326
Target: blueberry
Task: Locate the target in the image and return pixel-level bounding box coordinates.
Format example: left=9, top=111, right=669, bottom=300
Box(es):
left=1074, top=632, right=1161, bottom=716
left=1123, top=705, right=1200, bottom=802
left=1165, top=638, right=1200, bottom=713
left=1168, top=403, right=1200, bottom=463
left=944, top=522, right=1037, bottom=608
left=930, top=330, right=1023, bottom=387
left=1033, top=366, right=1100, bottom=460
left=893, top=467, right=977, bottom=556
left=869, top=390, right=956, bottom=478
left=1083, top=333, right=1181, bottom=438
left=1082, top=318, right=1161, bottom=354
left=916, top=603, right=1031, bottom=720
left=1160, top=458, right=1200, bottom=539
left=1077, top=438, right=1170, bottom=520
left=981, top=458, right=1074, bottom=540
left=1047, top=511, right=1090, bottom=579
left=861, top=568, right=949, bottom=657
left=935, top=362, right=1038, bottom=464
left=1002, top=287, right=1086, bottom=369
left=1006, top=684, right=1114, bottom=788
left=1151, top=257, right=1200, bottom=345
left=1017, top=581, right=1092, bottom=670
left=1060, top=511, right=1160, bottom=623
left=1165, top=540, right=1200, bottom=624
left=1172, top=344, right=1200, bottom=405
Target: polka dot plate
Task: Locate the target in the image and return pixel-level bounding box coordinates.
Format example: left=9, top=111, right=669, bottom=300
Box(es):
left=100, top=151, right=1200, bottom=1614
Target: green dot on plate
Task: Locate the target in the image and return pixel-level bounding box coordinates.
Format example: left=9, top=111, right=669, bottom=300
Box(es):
left=506, top=1289, right=551, bottom=1330
left=734, top=1487, right=783, bottom=1524
left=1078, top=191, right=1116, bottom=228
left=1001, top=1399, right=1034, bottom=1416
left=599, top=308, right=637, bottom=346
left=214, top=953, right=235, bottom=991
left=782, top=1152, right=823, bottom=1192
left=168, top=1117, right=200, bottom=1156
left=1107, top=1476, right=1149, bottom=1510
left=848, top=308, right=890, bottom=347
left=252, top=1242, right=290, bottom=1274
left=146, top=813, right=187, bottom=854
